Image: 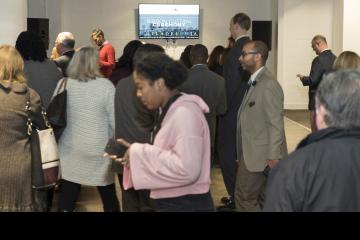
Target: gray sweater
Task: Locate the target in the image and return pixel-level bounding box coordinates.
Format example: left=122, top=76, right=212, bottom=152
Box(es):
left=24, top=59, right=63, bottom=108
left=57, top=77, right=115, bottom=186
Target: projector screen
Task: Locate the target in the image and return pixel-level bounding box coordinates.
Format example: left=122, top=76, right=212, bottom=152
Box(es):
left=138, top=4, right=200, bottom=39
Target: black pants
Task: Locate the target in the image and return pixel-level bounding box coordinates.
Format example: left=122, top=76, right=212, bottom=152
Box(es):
left=152, top=192, right=215, bottom=212
left=57, top=179, right=120, bottom=212
left=117, top=174, right=153, bottom=212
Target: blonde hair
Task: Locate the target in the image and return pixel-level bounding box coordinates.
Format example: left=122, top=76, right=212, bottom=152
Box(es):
left=333, top=51, right=360, bottom=71
left=0, top=45, right=26, bottom=83
left=91, top=28, right=104, bottom=38
left=67, top=46, right=102, bottom=81
left=50, top=46, right=60, bottom=60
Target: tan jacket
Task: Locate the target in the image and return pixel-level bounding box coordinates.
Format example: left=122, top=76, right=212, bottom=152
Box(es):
left=236, top=67, right=287, bottom=172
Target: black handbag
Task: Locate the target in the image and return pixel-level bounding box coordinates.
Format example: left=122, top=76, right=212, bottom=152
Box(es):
left=47, top=78, right=67, bottom=141
left=26, top=89, right=60, bottom=190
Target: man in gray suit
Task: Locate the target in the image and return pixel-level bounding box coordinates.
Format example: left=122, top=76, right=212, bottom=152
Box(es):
left=236, top=41, right=287, bottom=211
left=217, top=13, right=251, bottom=209
left=180, top=44, right=227, bottom=166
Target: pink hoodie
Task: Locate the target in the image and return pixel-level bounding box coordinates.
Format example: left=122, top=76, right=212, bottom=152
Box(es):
left=123, top=94, right=211, bottom=199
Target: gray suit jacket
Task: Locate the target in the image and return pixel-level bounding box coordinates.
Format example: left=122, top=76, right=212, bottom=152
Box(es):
left=237, top=67, right=287, bottom=172
left=180, top=64, right=227, bottom=147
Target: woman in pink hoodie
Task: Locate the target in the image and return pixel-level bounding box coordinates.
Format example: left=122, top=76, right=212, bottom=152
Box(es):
left=116, top=52, right=214, bottom=212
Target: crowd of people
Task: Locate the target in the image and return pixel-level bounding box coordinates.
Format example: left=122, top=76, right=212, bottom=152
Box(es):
left=1, top=11, right=360, bottom=212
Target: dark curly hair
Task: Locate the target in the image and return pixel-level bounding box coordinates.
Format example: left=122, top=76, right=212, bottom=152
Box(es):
left=135, top=53, right=188, bottom=90
left=116, top=40, right=143, bottom=70
left=179, top=45, right=193, bottom=68
left=15, top=31, right=47, bottom=62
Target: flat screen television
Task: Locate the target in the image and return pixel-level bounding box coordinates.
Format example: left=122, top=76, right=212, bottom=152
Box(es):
left=138, top=4, right=200, bottom=39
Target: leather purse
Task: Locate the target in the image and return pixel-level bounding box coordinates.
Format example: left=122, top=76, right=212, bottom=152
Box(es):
left=47, top=78, right=67, bottom=141
left=26, top=89, right=60, bottom=190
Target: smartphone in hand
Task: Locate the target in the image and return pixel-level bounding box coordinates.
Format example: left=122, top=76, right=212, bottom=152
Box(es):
left=104, top=138, right=127, bottom=157
left=263, top=165, right=271, bottom=177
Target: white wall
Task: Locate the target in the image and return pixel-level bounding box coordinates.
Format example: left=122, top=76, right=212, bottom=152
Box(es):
left=46, top=0, right=63, bottom=51
left=0, top=0, right=27, bottom=46
left=59, top=0, right=276, bottom=73
left=28, top=0, right=46, bottom=18
left=343, top=0, right=360, bottom=54
left=332, top=0, right=343, bottom=56
left=278, top=0, right=335, bottom=109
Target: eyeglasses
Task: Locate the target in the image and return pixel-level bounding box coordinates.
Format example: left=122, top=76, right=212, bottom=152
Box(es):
left=240, top=51, right=259, bottom=57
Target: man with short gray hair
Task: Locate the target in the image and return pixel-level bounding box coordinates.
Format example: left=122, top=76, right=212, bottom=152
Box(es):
left=264, top=69, right=360, bottom=212
left=296, top=35, right=336, bottom=132
left=54, top=32, right=76, bottom=76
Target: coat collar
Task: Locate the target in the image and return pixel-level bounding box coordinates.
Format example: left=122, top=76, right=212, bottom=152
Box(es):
left=0, top=80, right=27, bottom=93
left=297, top=127, right=360, bottom=150
left=191, top=64, right=208, bottom=70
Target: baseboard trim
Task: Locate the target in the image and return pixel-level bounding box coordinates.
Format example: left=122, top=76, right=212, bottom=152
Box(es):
left=285, top=103, right=308, bottom=110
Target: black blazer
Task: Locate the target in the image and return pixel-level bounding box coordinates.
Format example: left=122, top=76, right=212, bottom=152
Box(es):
left=222, top=36, right=251, bottom=112
left=180, top=65, right=227, bottom=147
left=217, top=36, right=251, bottom=188
left=54, top=50, right=75, bottom=77
left=302, top=50, right=336, bottom=110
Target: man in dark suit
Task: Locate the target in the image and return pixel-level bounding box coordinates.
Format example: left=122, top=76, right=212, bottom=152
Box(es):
left=217, top=13, right=251, bottom=210
left=296, top=35, right=336, bottom=132
left=113, top=44, right=163, bottom=211
left=180, top=44, right=227, bottom=167
left=54, top=32, right=76, bottom=77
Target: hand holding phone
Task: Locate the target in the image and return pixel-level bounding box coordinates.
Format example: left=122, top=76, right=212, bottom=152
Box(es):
left=104, top=138, right=127, bottom=157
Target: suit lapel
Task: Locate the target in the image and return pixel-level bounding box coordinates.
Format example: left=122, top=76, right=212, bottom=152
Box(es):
left=242, top=85, right=255, bottom=111
left=239, top=68, right=267, bottom=115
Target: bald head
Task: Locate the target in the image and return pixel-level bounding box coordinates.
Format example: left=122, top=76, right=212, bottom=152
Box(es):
left=190, top=44, right=208, bottom=66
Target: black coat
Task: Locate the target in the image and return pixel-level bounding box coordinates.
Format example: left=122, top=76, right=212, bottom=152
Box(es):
left=114, top=76, right=156, bottom=160
left=264, top=127, right=360, bottom=212
left=54, top=50, right=75, bottom=77
left=302, top=50, right=336, bottom=110
left=180, top=64, right=227, bottom=148
left=216, top=36, right=250, bottom=196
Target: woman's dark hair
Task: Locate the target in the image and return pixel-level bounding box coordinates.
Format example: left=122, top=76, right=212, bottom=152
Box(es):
left=15, top=31, right=47, bottom=62
left=179, top=45, right=193, bottom=68
left=135, top=52, right=188, bottom=90
left=208, top=45, right=225, bottom=70
left=116, top=40, right=143, bottom=70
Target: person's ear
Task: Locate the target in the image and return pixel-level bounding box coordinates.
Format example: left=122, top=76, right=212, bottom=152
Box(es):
left=255, top=53, right=261, bottom=61
left=155, top=78, right=165, bottom=91
left=315, top=104, right=328, bottom=130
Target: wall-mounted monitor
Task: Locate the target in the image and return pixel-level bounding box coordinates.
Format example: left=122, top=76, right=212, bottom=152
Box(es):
left=138, top=4, right=200, bottom=39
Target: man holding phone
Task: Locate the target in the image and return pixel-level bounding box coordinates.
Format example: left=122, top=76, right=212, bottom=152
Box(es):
left=105, top=44, right=164, bottom=211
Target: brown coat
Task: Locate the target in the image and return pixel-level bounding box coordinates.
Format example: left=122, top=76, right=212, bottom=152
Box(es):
left=0, top=80, right=43, bottom=211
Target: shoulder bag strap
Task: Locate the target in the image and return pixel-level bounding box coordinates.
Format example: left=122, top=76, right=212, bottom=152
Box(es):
left=25, top=88, right=33, bottom=136
left=55, top=78, right=68, bottom=95
left=26, top=87, right=51, bottom=134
